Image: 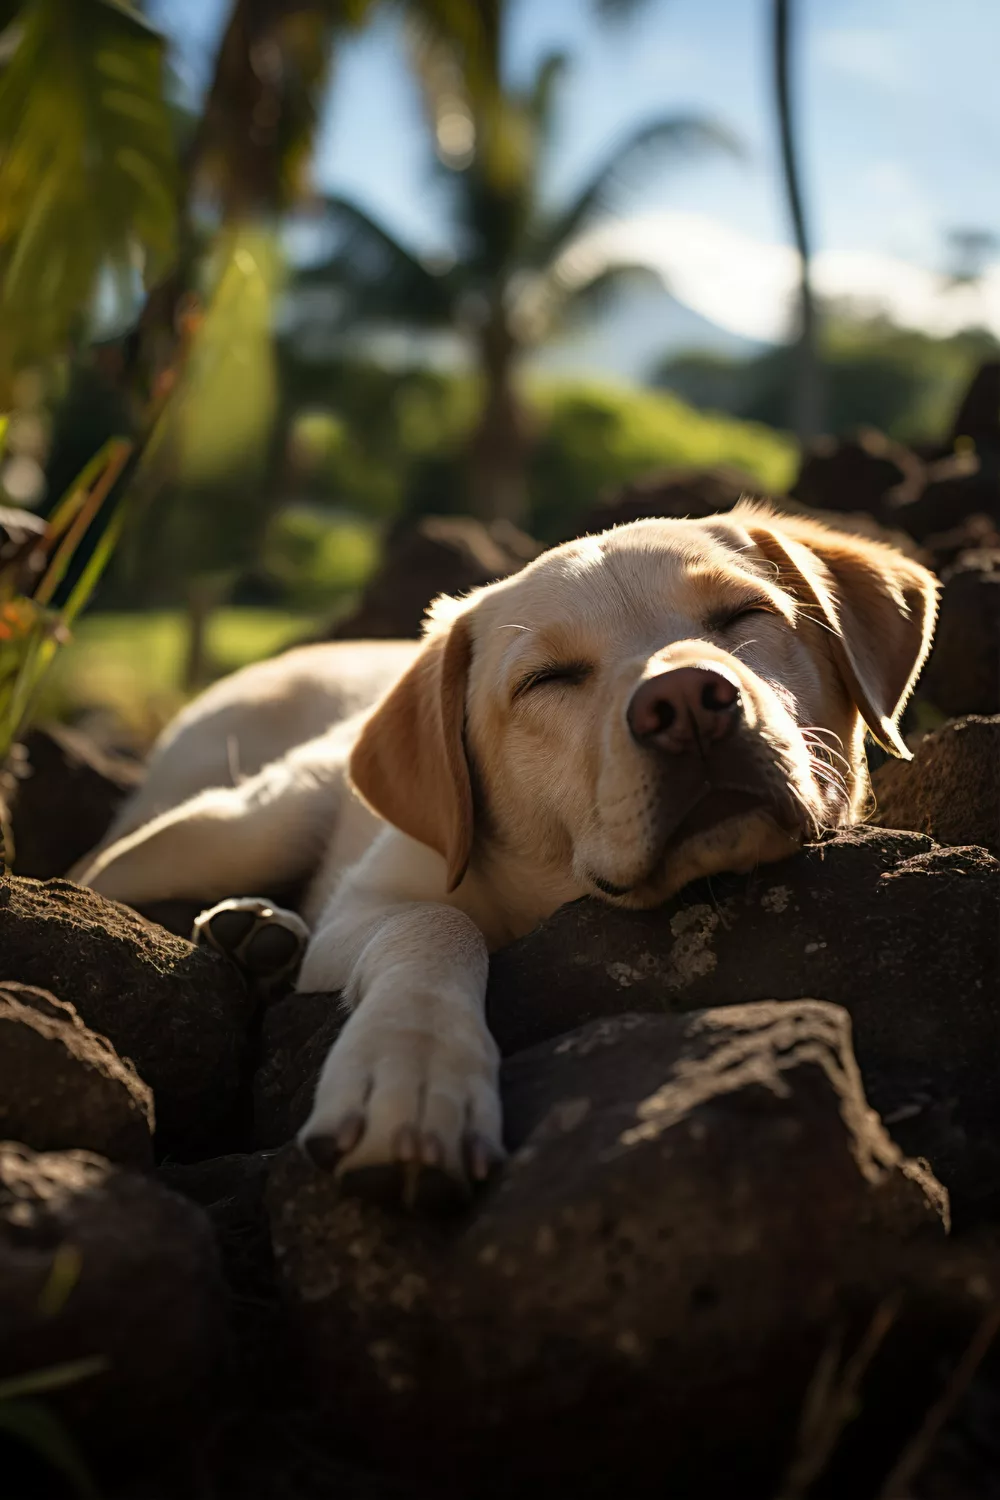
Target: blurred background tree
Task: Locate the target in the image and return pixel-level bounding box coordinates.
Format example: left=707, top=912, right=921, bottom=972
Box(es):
left=296, top=0, right=739, bottom=524
left=0, top=0, right=993, bottom=731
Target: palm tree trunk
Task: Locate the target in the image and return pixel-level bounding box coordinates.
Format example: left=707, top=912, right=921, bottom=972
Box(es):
left=773, top=0, right=824, bottom=442
left=468, top=315, right=531, bottom=526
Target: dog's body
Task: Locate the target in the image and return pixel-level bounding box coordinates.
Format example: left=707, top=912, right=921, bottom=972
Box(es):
left=76, top=506, right=937, bottom=1189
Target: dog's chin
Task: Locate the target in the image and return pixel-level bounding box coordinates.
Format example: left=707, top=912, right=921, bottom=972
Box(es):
left=588, top=797, right=804, bottom=909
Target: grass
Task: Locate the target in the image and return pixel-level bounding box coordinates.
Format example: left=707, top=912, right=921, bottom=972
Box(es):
left=37, top=607, right=327, bottom=743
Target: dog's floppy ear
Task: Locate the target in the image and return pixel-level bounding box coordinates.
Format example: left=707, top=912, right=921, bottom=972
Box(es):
left=349, top=609, right=473, bottom=889
left=740, top=506, right=938, bottom=758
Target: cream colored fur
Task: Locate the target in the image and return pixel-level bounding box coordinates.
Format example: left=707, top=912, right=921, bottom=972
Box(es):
left=74, top=506, right=938, bottom=1182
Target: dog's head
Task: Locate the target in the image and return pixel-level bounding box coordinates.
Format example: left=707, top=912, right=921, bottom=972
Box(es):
left=349, top=505, right=938, bottom=907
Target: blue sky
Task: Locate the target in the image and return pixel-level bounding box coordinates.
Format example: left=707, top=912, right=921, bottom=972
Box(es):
left=160, top=0, right=999, bottom=268
left=157, top=0, right=1000, bottom=361
left=311, top=0, right=998, bottom=269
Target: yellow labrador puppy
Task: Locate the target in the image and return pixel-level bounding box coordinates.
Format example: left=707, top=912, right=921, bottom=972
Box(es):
left=76, top=505, right=937, bottom=1188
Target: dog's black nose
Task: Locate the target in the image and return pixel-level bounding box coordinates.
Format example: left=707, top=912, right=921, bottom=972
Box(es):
left=628, top=666, right=742, bottom=752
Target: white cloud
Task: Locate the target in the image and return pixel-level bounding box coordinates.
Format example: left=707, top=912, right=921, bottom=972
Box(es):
left=815, top=27, right=904, bottom=87
left=859, top=161, right=936, bottom=253
left=561, top=211, right=1000, bottom=344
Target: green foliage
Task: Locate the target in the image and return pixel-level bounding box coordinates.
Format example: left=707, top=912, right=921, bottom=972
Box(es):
left=296, top=38, right=739, bottom=361
left=0, top=0, right=177, bottom=382
left=124, top=229, right=283, bottom=598
left=0, top=1358, right=106, bottom=1498
left=655, top=318, right=1000, bottom=445
left=40, top=606, right=326, bottom=731
left=257, top=355, right=794, bottom=547
left=0, top=436, right=132, bottom=768
left=262, top=506, right=378, bottom=610
left=528, top=377, right=796, bottom=538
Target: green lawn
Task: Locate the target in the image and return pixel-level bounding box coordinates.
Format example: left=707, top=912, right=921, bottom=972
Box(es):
left=39, top=607, right=327, bottom=741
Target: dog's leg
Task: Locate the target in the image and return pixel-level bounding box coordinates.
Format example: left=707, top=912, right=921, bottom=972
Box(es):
left=75, top=736, right=345, bottom=908
left=296, top=846, right=503, bottom=1205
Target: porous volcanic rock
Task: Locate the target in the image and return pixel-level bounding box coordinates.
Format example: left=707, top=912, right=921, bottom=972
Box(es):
left=4, top=722, right=143, bottom=879
left=0, top=875, right=253, bottom=1157
left=257, top=829, right=1000, bottom=1217
left=791, top=429, right=924, bottom=517
left=321, top=515, right=539, bottom=642
left=917, top=550, right=1000, bottom=718
left=0, top=1143, right=225, bottom=1455
left=872, top=716, right=1000, bottom=857
left=266, top=1003, right=948, bottom=1495
left=0, top=982, right=153, bottom=1166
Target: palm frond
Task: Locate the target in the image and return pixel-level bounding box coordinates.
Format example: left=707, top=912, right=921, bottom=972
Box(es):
left=591, top=0, right=653, bottom=16
left=0, top=0, right=178, bottom=377
left=0, top=0, right=176, bottom=381
left=511, top=259, right=663, bottom=347
left=529, top=113, right=743, bottom=268
left=556, top=260, right=665, bottom=330
left=190, top=1, right=368, bottom=218
left=293, top=196, right=457, bottom=328
left=527, top=51, right=569, bottom=133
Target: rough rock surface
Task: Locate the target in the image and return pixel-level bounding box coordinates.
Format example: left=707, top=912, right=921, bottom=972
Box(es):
left=576, top=463, right=772, bottom=534
left=791, top=429, right=924, bottom=516
left=918, top=550, right=1000, bottom=718
left=4, top=722, right=143, bottom=879
left=0, top=982, right=153, bottom=1166
left=0, top=875, right=253, bottom=1157
left=257, top=828, right=1000, bottom=1218
left=321, top=515, right=539, bottom=641
left=891, top=450, right=1000, bottom=544
left=266, top=1004, right=948, bottom=1494
left=0, top=1143, right=225, bottom=1453
left=576, top=461, right=926, bottom=563
left=872, top=716, right=1000, bottom=856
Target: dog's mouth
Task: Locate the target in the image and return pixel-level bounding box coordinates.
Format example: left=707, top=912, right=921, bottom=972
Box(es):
left=589, top=783, right=802, bottom=899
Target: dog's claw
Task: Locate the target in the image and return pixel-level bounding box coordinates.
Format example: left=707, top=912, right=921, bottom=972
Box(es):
left=394, top=1124, right=419, bottom=1163
left=301, top=1133, right=343, bottom=1172
left=465, top=1130, right=504, bottom=1183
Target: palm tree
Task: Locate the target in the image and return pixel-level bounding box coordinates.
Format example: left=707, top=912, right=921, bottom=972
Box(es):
left=0, top=0, right=178, bottom=400
left=772, top=0, right=823, bottom=441
left=296, top=19, right=740, bottom=524
left=0, top=0, right=375, bottom=682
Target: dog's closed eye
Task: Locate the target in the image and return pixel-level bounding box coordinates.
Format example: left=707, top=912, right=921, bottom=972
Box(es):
left=707, top=600, right=778, bottom=633
left=513, top=662, right=592, bottom=700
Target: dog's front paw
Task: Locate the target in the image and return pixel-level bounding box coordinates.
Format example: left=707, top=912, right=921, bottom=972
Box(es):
left=193, top=896, right=309, bottom=991
left=297, top=997, right=504, bottom=1209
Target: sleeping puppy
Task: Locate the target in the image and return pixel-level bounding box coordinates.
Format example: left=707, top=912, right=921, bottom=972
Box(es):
left=75, top=505, right=938, bottom=1193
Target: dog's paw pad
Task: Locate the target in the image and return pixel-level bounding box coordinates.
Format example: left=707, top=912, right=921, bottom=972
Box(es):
left=193, top=897, right=309, bottom=988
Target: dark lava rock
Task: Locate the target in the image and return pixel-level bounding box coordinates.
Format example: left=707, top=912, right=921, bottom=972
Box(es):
left=0, top=875, right=253, bottom=1158
left=791, top=429, right=924, bottom=517
left=486, top=829, right=1000, bottom=1218
left=0, top=1142, right=225, bottom=1454
left=949, top=359, right=1000, bottom=452
left=255, top=991, right=341, bottom=1151
left=266, top=1003, right=948, bottom=1495
left=574, top=461, right=927, bottom=565
left=257, top=829, right=1000, bottom=1218
left=872, top=716, right=1000, bottom=857
left=919, top=511, right=1000, bottom=574
left=4, top=722, right=143, bottom=879
left=575, top=463, right=772, bottom=535
left=0, top=982, right=153, bottom=1166
left=918, top=550, right=1000, bottom=718
left=320, top=515, right=539, bottom=642
left=892, top=451, right=1000, bottom=545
